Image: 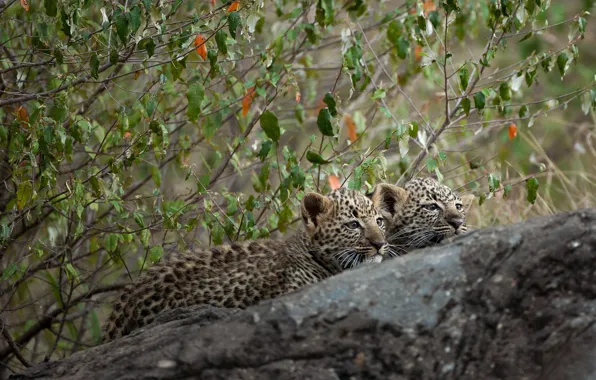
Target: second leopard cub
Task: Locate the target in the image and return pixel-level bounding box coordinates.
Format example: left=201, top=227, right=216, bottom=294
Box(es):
left=369, top=177, right=474, bottom=256
left=103, top=188, right=388, bottom=341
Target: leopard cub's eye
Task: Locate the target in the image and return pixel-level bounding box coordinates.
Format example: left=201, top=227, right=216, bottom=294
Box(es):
left=455, top=203, right=463, bottom=211
left=423, top=204, right=440, bottom=211
left=345, top=220, right=361, bottom=229
left=376, top=217, right=384, bottom=227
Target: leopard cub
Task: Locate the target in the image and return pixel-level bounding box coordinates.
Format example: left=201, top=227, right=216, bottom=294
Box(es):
left=103, top=188, right=388, bottom=341
left=369, top=177, right=474, bottom=256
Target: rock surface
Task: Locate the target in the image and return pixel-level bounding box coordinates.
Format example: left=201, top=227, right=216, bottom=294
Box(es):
left=11, top=209, right=596, bottom=380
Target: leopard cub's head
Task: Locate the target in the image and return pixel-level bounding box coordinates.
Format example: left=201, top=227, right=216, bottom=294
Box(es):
left=368, top=177, right=474, bottom=255
left=300, top=188, right=388, bottom=269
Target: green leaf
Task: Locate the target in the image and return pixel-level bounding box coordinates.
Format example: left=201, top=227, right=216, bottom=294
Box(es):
left=150, top=166, right=161, bottom=187
left=260, top=111, right=280, bottom=141
left=105, top=233, right=118, bottom=252
left=442, top=0, right=459, bottom=13
left=462, top=97, right=471, bottom=116
left=387, top=20, right=403, bottom=45
left=316, top=0, right=335, bottom=26
left=149, top=246, right=163, bottom=263
left=306, top=151, right=330, bottom=164
left=408, top=121, right=419, bottom=138
left=473, top=91, right=485, bottom=110
left=556, top=52, right=569, bottom=78
left=211, top=222, right=224, bottom=245
left=186, top=83, right=205, bottom=122
left=115, top=11, right=129, bottom=43
left=526, top=177, right=539, bottom=204
left=53, top=48, right=63, bottom=65
left=1, top=264, right=17, bottom=281
left=89, top=175, right=101, bottom=197
left=257, top=140, right=272, bottom=161
left=142, top=37, right=155, bottom=58
left=396, top=37, right=409, bottom=59
left=428, top=11, right=440, bottom=29
left=577, top=16, right=586, bottom=37
left=519, top=31, right=533, bottom=42
left=295, top=104, right=305, bottom=124
left=525, top=69, right=536, bottom=87
left=503, top=184, right=512, bottom=198
left=45, top=0, right=57, bottom=17
left=109, top=48, right=119, bottom=66
left=65, top=263, right=80, bottom=282
left=228, top=11, right=241, bottom=39
left=519, top=105, right=529, bottom=119
left=478, top=192, right=487, bottom=206
left=317, top=108, right=334, bottom=136
left=0, top=125, right=7, bottom=143
left=488, top=173, right=500, bottom=192
left=17, top=181, right=33, bottom=210
left=215, top=30, right=228, bottom=55
left=459, top=65, right=469, bottom=90
left=499, top=82, right=511, bottom=101
left=323, top=92, right=337, bottom=116
left=140, top=229, right=150, bottom=248
left=60, top=10, right=71, bottom=37
left=90, top=53, right=99, bottom=79
left=426, top=158, right=437, bottom=171
left=371, top=88, right=386, bottom=100
left=129, top=6, right=142, bottom=34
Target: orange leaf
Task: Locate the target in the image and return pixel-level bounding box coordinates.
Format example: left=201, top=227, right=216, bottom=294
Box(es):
left=423, top=0, right=436, bottom=15
left=16, top=105, right=29, bottom=127
left=227, top=1, right=240, bottom=12
left=295, top=91, right=301, bottom=103
left=210, top=0, right=216, bottom=5
left=508, top=123, right=518, bottom=140
left=123, top=131, right=132, bottom=139
left=343, top=114, right=357, bottom=142
left=20, top=0, right=29, bottom=11
left=242, top=86, right=256, bottom=117
left=194, top=34, right=207, bottom=60
left=414, top=45, right=422, bottom=61
left=328, top=175, right=341, bottom=190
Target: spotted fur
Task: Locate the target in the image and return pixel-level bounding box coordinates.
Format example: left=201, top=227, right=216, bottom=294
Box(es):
left=103, top=188, right=387, bottom=341
left=369, top=177, right=474, bottom=256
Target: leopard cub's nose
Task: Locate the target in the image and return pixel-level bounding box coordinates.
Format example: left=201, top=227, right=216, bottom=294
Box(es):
left=370, top=241, right=386, bottom=252
left=448, top=218, right=463, bottom=229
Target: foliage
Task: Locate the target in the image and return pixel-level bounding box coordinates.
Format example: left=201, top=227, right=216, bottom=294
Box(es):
left=0, top=0, right=594, bottom=370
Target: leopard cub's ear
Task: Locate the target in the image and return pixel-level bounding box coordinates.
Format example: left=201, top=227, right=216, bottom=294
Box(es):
left=460, top=193, right=475, bottom=212
left=301, top=192, right=334, bottom=234
left=367, top=183, right=408, bottom=220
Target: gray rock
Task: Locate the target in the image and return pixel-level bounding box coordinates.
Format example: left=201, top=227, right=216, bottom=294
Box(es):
left=11, top=209, right=596, bottom=380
